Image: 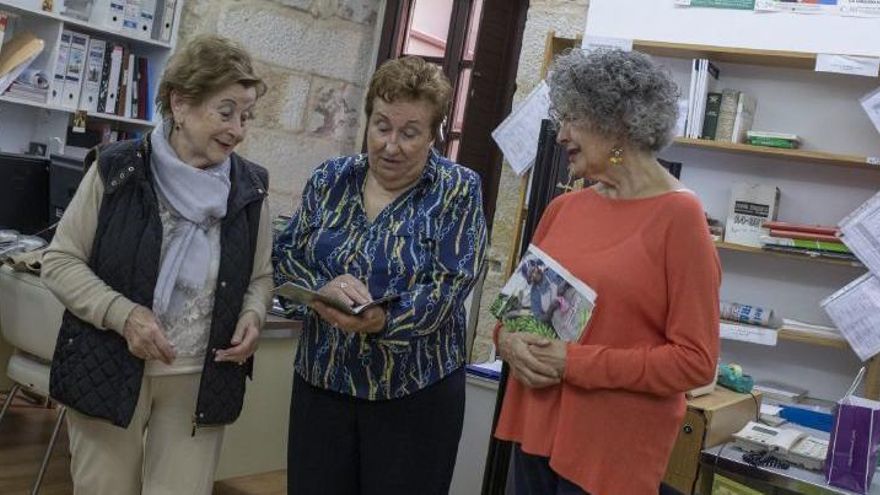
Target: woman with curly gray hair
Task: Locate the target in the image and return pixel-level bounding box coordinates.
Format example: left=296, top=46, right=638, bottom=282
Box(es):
left=493, top=49, right=721, bottom=494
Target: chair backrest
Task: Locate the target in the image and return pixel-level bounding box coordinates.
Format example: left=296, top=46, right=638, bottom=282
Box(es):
left=0, top=265, right=64, bottom=361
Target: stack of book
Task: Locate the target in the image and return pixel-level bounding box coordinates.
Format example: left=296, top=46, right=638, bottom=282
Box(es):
left=759, top=221, right=857, bottom=262
left=47, top=30, right=154, bottom=120
left=753, top=380, right=808, bottom=405
left=685, top=58, right=719, bottom=139
left=746, top=130, right=800, bottom=149
left=699, top=87, right=757, bottom=143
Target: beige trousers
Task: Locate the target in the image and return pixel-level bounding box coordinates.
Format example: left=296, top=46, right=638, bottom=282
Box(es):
left=66, top=373, right=225, bottom=495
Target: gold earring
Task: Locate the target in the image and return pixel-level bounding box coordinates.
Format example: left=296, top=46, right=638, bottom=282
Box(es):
left=609, top=147, right=624, bottom=166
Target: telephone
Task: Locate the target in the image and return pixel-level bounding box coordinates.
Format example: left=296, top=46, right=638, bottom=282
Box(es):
left=732, top=421, right=828, bottom=471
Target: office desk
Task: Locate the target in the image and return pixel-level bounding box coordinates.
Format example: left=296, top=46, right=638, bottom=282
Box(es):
left=699, top=442, right=880, bottom=494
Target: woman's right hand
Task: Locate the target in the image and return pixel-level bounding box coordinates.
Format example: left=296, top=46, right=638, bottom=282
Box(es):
left=317, top=275, right=372, bottom=308
left=498, top=331, right=561, bottom=388
left=122, top=305, right=176, bottom=364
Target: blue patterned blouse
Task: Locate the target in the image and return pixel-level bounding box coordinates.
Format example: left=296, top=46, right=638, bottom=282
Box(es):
left=273, top=150, right=487, bottom=400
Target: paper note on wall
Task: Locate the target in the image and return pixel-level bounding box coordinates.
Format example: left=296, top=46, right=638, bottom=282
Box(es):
left=815, top=54, right=880, bottom=77
left=720, top=321, right=778, bottom=346
left=581, top=35, right=632, bottom=52
left=839, top=189, right=880, bottom=275
left=861, top=87, right=880, bottom=136
left=822, top=273, right=880, bottom=361
left=491, top=81, right=551, bottom=176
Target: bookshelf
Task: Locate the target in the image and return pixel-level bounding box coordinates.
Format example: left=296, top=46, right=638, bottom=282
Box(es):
left=675, top=138, right=879, bottom=171
left=0, top=0, right=184, bottom=154
left=714, top=241, right=864, bottom=268
left=535, top=34, right=880, bottom=401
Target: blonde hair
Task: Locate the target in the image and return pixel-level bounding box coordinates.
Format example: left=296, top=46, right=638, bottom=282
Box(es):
left=157, top=35, right=266, bottom=118
left=365, top=56, right=452, bottom=137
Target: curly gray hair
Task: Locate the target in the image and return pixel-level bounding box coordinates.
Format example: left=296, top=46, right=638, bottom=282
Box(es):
left=547, top=48, right=679, bottom=152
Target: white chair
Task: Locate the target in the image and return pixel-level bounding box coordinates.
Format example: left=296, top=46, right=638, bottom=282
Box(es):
left=0, top=265, right=65, bottom=495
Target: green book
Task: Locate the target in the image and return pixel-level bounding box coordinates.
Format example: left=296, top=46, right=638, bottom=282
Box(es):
left=701, top=92, right=723, bottom=139
left=747, top=137, right=798, bottom=149
left=760, top=235, right=851, bottom=253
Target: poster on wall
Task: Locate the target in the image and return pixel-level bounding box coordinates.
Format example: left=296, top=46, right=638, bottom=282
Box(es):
left=840, top=0, right=880, bottom=16
left=675, top=0, right=756, bottom=9
left=755, top=0, right=841, bottom=14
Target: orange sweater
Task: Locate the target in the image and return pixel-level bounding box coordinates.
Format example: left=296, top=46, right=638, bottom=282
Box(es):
left=494, top=188, right=721, bottom=495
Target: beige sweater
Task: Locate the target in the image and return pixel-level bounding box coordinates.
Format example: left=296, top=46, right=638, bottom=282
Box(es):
left=42, top=163, right=273, bottom=366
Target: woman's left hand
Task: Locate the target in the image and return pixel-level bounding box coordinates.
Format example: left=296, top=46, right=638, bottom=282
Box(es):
left=215, top=311, right=261, bottom=365
left=529, top=340, right=568, bottom=378
left=312, top=302, right=386, bottom=334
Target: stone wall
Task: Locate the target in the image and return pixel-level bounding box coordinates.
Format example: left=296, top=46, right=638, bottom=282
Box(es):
left=470, top=0, right=590, bottom=363
left=177, top=0, right=383, bottom=219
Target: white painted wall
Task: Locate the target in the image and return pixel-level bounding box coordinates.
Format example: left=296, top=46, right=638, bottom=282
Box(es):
left=586, top=1, right=880, bottom=401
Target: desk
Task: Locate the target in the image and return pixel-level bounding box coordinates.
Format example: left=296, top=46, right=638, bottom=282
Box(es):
left=699, top=442, right=880, bottom=494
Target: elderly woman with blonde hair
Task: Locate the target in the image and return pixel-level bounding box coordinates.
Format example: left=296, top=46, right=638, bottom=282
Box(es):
left=42, top=35, right=272, bottom=495
left=274, top=55, right=487, bottom=494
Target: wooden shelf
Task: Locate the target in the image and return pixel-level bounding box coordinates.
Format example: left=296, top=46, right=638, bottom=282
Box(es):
left=0, top=95, right=156, bottom=127
left=714, top=241, right=863, bottom=268
left=673, top=138, right=878, bottom=170
left=632, top=39, right=876, bottom=72
left=1, top=2, right=171, bottom=49
left=777, top=327, right=848, bottom=349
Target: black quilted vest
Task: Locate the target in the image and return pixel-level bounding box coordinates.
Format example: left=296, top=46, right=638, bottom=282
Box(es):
left=49, top=137, right=268, bottom=428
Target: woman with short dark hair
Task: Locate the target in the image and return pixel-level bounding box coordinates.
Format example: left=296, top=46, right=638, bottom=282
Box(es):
left=494, top=49, right=721, bottom=495
left=274, top=55, right=487, bottom=495
left=42, top=34, right=272, bottom=495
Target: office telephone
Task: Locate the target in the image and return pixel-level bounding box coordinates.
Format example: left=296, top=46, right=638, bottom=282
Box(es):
left=732, top=421, right=828, bottom=471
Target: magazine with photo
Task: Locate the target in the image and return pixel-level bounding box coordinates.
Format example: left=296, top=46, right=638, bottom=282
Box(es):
left=490, top=244, right=597, bottom=342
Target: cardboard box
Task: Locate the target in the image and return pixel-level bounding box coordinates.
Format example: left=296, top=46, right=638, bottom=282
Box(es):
left=663, top=387, right=761, bottom=494
left=724, top=183, right=780, bottom=247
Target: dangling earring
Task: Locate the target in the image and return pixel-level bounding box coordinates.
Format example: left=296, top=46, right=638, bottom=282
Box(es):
left=609, top=146, right=624, bottom=167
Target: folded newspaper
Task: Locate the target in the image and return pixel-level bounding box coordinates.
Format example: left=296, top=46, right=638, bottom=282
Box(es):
left=490, top=245, right=596, bottom=342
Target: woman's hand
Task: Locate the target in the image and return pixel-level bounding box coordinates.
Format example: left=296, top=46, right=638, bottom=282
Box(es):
left=123, top=305, right=176, bottom=364
left=498, top=331, right=561, bottom=388
left=529, top=340, right=568, bottom=378
left=215, top=311, right=261, bottom=365
left=318, top=275, right=372, bottom=308
left=312, top=302, right=386, bottom=334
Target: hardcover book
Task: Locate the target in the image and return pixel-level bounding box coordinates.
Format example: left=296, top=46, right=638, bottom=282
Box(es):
left=490, top=244, right=597, bottom=342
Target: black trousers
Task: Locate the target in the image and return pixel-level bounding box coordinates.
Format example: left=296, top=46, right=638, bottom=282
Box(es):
left=287, top=368, right=466, bottom=495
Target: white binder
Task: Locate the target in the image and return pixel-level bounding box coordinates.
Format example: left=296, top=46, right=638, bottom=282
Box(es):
left=49, top=30, right=72, bottom=107
left=159, top=0, right=176, bottom=42
left=124, top=52, right=135, bottom=118
left=102, top=0, right=126, bottom=31
left=102, top=44, right=124, bottom=115
left=78, top=38, right=106, bottom=112
left=138, top=0, right=157, bottom=39
left=61, top=32, right=89, bottom=110
left=122, top=0, right=142, bottom=35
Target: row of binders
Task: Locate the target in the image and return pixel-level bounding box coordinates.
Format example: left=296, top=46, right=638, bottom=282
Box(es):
left=49, top=30, right=154, bottom=121
left=98, top=0, right=177, bottom=43
left=684, top=59, right=757, bottom=144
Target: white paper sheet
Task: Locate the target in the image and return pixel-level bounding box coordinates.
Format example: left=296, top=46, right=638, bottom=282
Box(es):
left=839, top=189, right=880, bottom=276
left=861, top=87, right=880, bottom=136
left=840, top=0, right=880, bottom=17
left=491, top=81, right=551, bottom=176
left=815, top=54, right=880, bottom=77
left=822, top=273, right=880, bottom=361
left=720, top=321, right=778, bottom=346
left=581, top=35, right=633, bottom=52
